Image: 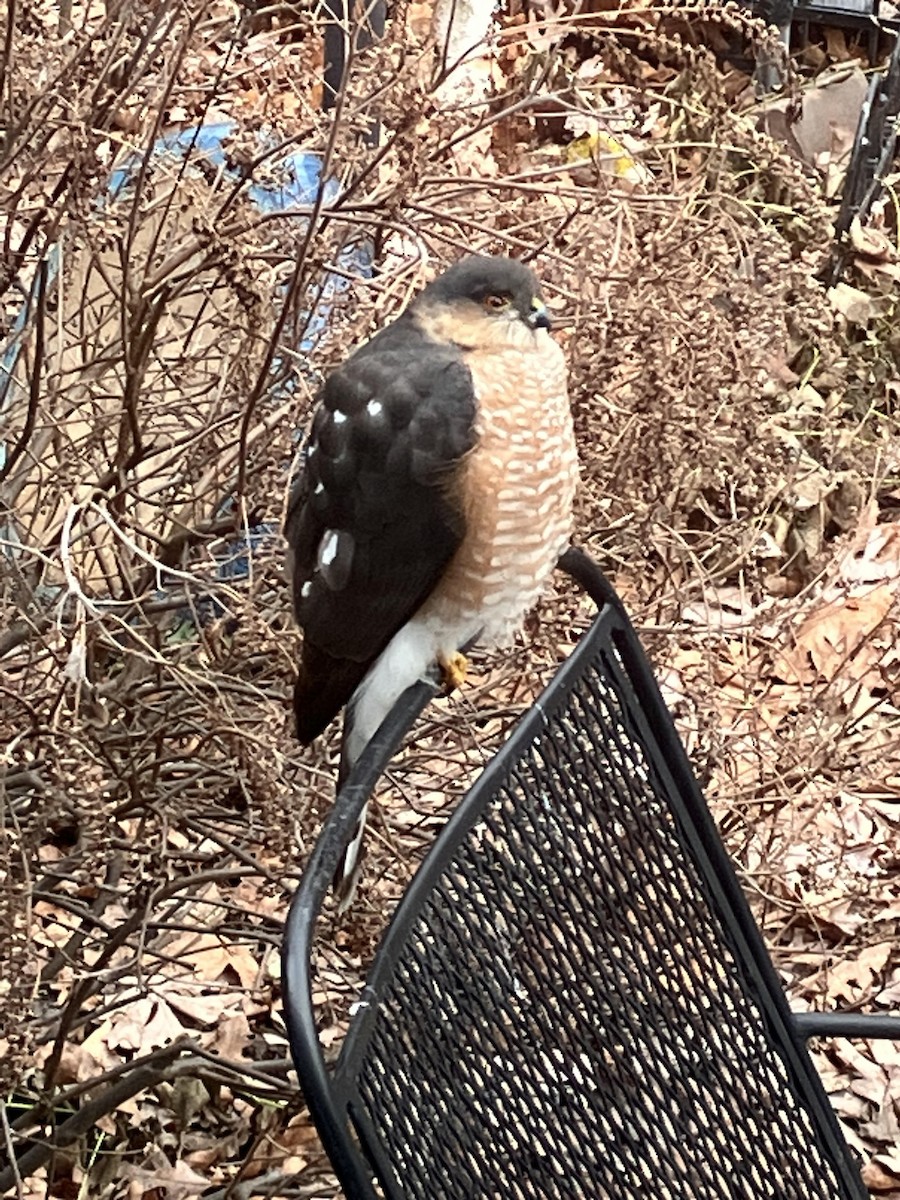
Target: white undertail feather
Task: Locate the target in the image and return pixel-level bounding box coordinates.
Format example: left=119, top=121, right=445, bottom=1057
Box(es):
left=344, top=617, right=452, bottom=766
left=334, top=614, right=479, bottom=911
left=333, top=803, right=368, bottom=914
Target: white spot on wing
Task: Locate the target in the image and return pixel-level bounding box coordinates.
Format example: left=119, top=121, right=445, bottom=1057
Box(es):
left=332, top=410, right=347, bottom=425
left=301, top=581, right=312, bottom=598
left=314, top=482, right=325, bottom=495
left=317, top=529, right=339, bottom=570
left=366, top=400, right=384, bottom=418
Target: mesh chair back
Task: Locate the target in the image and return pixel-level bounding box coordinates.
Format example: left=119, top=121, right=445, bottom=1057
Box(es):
left=283, top=593, right=867, bottom=1200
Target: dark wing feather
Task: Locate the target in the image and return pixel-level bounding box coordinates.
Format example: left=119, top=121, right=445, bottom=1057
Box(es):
left=285, top=316, right=477, bottom=743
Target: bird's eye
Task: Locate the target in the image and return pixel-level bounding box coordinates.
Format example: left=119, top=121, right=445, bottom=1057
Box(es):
left=483, top=294, right=508, bottom=311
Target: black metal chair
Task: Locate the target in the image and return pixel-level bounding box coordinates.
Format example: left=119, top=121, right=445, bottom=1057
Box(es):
left=282, top=550, right=900, bottom=1199
left=793, top=0, right=897, bottom=62
left=824, top=32, right=900, bottom=284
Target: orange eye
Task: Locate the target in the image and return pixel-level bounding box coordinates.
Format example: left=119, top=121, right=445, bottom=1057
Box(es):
left=483, top=294, right=508, bottom=311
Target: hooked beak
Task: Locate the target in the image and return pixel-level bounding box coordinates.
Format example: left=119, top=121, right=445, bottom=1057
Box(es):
left=528, top=299, right=552, bottom=331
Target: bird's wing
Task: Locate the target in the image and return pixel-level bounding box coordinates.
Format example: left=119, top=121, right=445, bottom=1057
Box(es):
left=285, top=319, right=478, bottom=743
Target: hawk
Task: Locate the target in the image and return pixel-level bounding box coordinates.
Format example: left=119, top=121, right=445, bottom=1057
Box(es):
left=285, top=255, right=578, bottom=904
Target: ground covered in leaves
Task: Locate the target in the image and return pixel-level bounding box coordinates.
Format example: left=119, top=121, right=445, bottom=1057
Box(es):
left=3, top=0, right=900, bottom=1195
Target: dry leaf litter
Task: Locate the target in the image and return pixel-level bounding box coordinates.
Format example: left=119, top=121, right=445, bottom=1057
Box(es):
left=3, top=0, right=900, bottom=1195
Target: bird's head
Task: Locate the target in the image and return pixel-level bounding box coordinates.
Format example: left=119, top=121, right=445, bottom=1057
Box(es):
left=411, top=255, right=553, bottom=351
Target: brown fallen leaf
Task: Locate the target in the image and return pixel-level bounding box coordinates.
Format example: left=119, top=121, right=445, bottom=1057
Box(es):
left=794, top=584, right=894, bottom=684
left=163, top=988, right=233, bottom=1028
left=163, top=930, right=261, bottom=988
left=841, top=516, right=900, bottom=584
left=826, top=941, right=894, bottom=1005
left=811, top=893, right=868, bottom=936
left=862, top=1158, right=900, bottom=1192
left=122, top=1154, right=208, bottom=1199
left=850, top=216, right=897, bottom=262
left=825, top=28, right=851, bottom=60
left=829, top=281, right=878, bottom=325
left=209, top=1011, right=252, bottom=1060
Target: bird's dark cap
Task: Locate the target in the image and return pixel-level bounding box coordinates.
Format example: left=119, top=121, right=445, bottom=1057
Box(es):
left=414, top=255, right=543, bottom=310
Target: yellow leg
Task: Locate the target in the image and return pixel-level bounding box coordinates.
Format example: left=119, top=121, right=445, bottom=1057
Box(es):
left=439, top=650, right=468, bottom=694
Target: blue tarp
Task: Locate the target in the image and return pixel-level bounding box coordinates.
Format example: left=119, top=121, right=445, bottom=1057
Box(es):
left=1, top=121, right=373, bottom=621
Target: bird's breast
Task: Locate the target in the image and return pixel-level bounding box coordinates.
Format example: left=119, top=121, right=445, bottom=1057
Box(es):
left=426, top=336, right=578, bottom=644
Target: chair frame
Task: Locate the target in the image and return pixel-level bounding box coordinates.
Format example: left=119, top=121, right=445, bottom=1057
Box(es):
left=283, top=549, right=900, bottom=1199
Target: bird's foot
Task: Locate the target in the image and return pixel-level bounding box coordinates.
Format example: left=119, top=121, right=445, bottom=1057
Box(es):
left=439, top=650, right=468, bottom=694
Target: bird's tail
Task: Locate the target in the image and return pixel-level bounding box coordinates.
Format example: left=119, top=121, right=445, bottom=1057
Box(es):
left=332, top=808, right=369, bottom=913
left=332, top=727, right=368, bottom=913
left=330, top=619, right=438, bottom=909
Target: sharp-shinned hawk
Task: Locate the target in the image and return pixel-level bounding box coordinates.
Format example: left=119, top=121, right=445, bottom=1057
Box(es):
left=285, top=255, right=578, bottom=904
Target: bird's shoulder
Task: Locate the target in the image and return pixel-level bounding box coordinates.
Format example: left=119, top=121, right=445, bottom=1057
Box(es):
left=328, top=314, right=471, bottom=405
left=314, top=314, right=479, bottom=484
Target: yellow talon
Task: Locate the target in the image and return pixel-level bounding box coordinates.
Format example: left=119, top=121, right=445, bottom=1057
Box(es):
left=440, top=651, right=468, bottom=694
